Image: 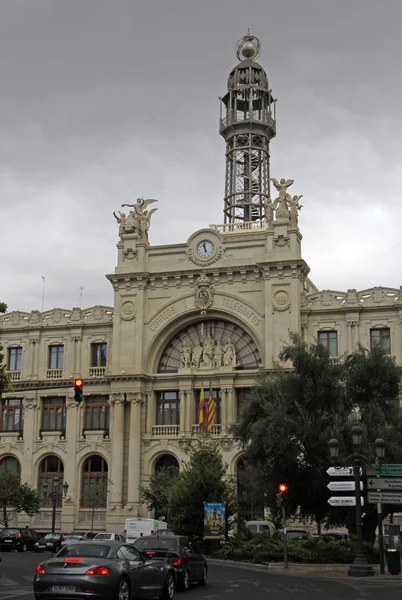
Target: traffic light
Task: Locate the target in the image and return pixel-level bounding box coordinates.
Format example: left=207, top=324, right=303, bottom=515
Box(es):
left=276, top=483, right=288, bottom=507
left=73, top=378, right=84, bottom=403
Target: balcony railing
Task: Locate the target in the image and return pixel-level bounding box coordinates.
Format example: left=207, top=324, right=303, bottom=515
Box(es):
left=151, top=425, right=180, bottom=437
left=7, top=370, right=21, bottom=381
left=210, top=221, right=268, bottom=234
left=46, top=369, right=64, bottom=379
left=89, top=367, right=106, bottom=378
left=192, top=424, right=222, bottom=435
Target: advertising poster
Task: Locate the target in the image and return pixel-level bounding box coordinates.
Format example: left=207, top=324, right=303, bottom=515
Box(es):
left=203, top=501, right=227, bottom=540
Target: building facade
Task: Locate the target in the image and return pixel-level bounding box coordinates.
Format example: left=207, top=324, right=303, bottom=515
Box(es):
left=1, top=34, right=400, bottom=532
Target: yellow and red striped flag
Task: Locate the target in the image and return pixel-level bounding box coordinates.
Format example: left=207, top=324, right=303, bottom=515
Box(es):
left=199, top=385, right=207, bottom=430
left=208, top=382, right=215, bottom=430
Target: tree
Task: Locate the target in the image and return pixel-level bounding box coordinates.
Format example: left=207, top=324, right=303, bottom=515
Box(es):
left=139, top=466, right=179, bottom=522
left=81, top=479, right=109, bottom=532
left=167, top=439, right=237, bottom=539
left=0, top=469, right=41, bottom=527
left=0, top=302, right=10, bottom=397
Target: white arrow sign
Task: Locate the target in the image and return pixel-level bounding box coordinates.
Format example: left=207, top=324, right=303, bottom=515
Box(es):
left=367, top=478, right=402, bottom=491
left=328, top=496, right=364, bottom=506
left=327, top=481, right=363, bottom=492
left=368, top=492, right=402, bottom=505
left=326, top=467, right=362, bottom=477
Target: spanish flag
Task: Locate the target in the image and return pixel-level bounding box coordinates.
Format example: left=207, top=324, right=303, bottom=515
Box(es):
left=207, top=381, right=215, bottom=430
left=199, top=385, right=207, bottom=430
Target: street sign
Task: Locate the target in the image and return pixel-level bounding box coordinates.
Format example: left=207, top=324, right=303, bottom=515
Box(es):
left=367, top=464, right=402, bottom=477
left=367, top=478, right=402, bottom=491
left=327, top=467, right=355, bottom=477
left=368, top=492, right=402, bottom=505
left=327, top=481, right=363, bottom=492
left=328, top=496, right=364, bottom=507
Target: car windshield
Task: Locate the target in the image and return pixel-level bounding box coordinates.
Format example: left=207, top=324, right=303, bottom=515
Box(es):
left=134, top=538, right=179, bottom=551
left=94, top=534, right=112, bottom=540
left=58, top=544, right=111, bottom=558
left=1, top=529, right=20, bottom=535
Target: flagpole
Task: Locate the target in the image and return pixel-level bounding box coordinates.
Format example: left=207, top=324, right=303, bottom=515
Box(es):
left=41, top=276, right=46, bottom=312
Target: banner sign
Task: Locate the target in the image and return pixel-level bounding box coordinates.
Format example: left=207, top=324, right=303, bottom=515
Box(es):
left=203, top=501, right=227, bottom=540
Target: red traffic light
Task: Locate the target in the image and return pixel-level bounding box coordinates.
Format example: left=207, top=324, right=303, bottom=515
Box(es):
left=73, top=378, right=83, bottom=387
left=279, top=483, right=288, bottom=493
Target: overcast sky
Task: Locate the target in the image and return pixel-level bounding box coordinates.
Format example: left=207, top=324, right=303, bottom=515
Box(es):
left=1, top=0, right=402, bottom=313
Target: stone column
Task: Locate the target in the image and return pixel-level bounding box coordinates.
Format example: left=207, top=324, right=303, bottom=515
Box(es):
left=146, top=391, right=155, bottom=435
left=29, top=338, right=40, bottom=378
left=220, top=389, right=228, bottom=432
left=21, top=395, right=38, bottom=486
left=186, top=390, right=193, bottom=435
left=225, top=388, right=235, bottom=430
left=61, top=396, right=81, bottom=532
left=179, top=390, right=187, bottom=435
left=109, top=393, right=125, bottom=507
left=126, top=392, right=143, bottom=507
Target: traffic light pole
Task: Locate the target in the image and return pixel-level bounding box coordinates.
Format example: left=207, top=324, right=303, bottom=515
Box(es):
left=282, top=504, right=288, bottom=570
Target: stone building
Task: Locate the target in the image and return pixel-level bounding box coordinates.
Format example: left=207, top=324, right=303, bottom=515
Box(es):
left=0, top=33, right=400, bottom=532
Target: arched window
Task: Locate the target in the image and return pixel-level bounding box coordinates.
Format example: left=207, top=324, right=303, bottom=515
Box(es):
left=0, top=455, right=21, bottom=476
left=38, top=455, right=64, bottom=507
left=81, top=455, right=108, bottom=508
left=155, top=454, right=179, bottom=474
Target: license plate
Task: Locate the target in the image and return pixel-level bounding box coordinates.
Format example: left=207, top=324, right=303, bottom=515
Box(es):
left=51, top=585, right=75, bottom=592
left=39, top=545, right=46, bottom=548
left=4, top=540, right=12, bottom=543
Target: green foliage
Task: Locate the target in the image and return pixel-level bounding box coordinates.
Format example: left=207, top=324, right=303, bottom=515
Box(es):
left=139, top=466, right=179, bottom=520
left=167, top=438, right=237, bottom=539
left=81, top=479, right=109, bottom=532
left=0, top=468, right=41, bottom=527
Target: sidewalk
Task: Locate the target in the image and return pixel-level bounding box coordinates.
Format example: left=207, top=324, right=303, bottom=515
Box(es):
left=208, top=558, right=402, bottom=579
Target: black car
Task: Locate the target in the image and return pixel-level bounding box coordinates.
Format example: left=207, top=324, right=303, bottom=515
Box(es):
left=33, top=540, right=176, bottom=600
left=0, top=527, right=39, bottom=552
left=34, top=533, right=67, bottom=553
left=134, top=535, right=207, bottom=592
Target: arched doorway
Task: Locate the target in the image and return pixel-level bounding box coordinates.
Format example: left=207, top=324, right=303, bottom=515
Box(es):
left=81, top=454, right=108, bottom=508
left=38, top=455, right=64, bottom=507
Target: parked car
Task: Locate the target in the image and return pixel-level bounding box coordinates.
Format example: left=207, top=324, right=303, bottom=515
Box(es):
left=34, top=533, right=67, bottom=553
left=285, top=529, right=312, bottom=540
left=0, top=527, right=39, bottom=552
left=93, top=533, right=126, bottom=542
left=134, top=535, right=207, bottom=591
left=319, top=532, right=349, bottom=541
left=60, top=531, right=98, bottom=547
left=245, top=521, right=276, bottom=536
left=33, top=540, right=176, bottom=600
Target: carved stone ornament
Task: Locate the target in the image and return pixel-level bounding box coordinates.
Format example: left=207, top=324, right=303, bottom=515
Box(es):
left=110, top=393, right=125, bottom=406
left=113, top=198, right=158, bottom=242
left=23, top=398, right=37, bottom=410
left=125, top=392, right=144, bottom=405
left=195, top=274, right=214, bottom=313
left=272, top=289, right=291, bottom=312
left=320, top=291, right=334, bottom=307
left=220, top=439, right=234, bottom=451
left=372, top=287, right=385, bottom=304
left=120, top=300, right=137, bottom=321
left=346, top=289, right=359, bottom=305
left=66, top=396, right=79, bottom=409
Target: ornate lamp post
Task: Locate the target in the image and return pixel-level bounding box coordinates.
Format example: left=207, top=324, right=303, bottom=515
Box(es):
left=329, top=426, right=386, bottom=578
left=43, top=478, right=69, bottom=533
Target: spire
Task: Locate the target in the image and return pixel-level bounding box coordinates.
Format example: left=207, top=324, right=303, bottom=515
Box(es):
left=219, top=33, right=276, bottom=223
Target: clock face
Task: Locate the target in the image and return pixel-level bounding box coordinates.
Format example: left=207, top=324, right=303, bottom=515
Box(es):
left=197, top=240, right=215, bottom=258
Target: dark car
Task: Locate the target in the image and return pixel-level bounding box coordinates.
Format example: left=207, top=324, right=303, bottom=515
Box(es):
left=134, top=535, right=207, bottom=592
left=0, top=527, right=39, bottom=552
left=33, top=540, right=176, bottom=600
left=34, top=533, right=67, bottom=553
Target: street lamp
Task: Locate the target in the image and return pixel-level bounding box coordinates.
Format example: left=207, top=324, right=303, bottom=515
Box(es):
left=329, top=427, right=386, bottom=578
left=43, top=478, right=69, bottom=533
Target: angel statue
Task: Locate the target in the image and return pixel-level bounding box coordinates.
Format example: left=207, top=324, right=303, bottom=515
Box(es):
left=270, top=178, right=294, bottom=220
left=119, top=197, right=158, bottom=240
left=289, top=195, right=303, bottom=228
left=113, top=211, right=127, bottom=236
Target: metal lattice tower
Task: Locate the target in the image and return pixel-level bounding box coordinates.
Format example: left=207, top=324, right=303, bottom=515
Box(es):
left=219, top=33, right=276, bottom=223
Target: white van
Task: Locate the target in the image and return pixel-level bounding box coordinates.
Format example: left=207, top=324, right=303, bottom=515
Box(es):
left=245, top=521, right=276, bottom=536
left=124, top=518, right=168, bottom=544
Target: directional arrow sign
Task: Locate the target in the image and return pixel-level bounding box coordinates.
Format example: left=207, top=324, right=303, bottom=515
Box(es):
left=328, top=496, right=364, bottom=506
left=368, top=491, right=402, bottom=505
left=367, top=478, right=402, bottom=491
left=326, top=467, right=362, bottom=477
left=327, top=481, right=363, bottom=492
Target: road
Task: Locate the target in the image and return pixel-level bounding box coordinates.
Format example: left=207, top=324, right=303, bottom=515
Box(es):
left=1, top=551, right=402, bottom=599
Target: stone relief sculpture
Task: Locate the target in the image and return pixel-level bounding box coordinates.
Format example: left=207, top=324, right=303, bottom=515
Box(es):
left=114, top=198, right=158, bottom=240
left=223, top=338, right=236, bottom=367
left=180, top=342, right=191, bottom=368
left=180, top=324, right=237, bottom=371
left=194, top=273, right=214, bottom=313
left=288, top=195, right=303, bottom=227
left=269, top=177, right=303, bottom=225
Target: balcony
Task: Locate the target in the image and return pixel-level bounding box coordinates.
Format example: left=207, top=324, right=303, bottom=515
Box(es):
left=151, top=425, right=180, bottom=437
left=89, top=367, right=106, bottom=378
left=210, top=221, right=268, bottom=235
left=192, top=424, right=222, bottom=435
left=7, top=370, right=21, bottom=381
left=46, top=369, right=64, bottom=379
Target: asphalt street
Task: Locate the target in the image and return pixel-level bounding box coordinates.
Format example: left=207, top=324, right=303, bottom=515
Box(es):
left=1, top=551, right=402, bottom=599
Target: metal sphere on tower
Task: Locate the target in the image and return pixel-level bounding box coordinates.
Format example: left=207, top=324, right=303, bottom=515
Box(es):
left=235, top=32, right=262, bottom=62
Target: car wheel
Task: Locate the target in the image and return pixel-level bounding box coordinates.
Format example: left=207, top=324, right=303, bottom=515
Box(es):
left=160, top=573, right=175, bottom=600
left=198, top=565, right=207, bottom=586
left=178, top=570, right=190, bottom=592
left=18, top=543, right=27, bottom=553
left=113, top=577, right=130, bottom=600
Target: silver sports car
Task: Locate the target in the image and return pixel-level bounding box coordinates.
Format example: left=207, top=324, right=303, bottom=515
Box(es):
left=33, top=540, right=176, bottom=600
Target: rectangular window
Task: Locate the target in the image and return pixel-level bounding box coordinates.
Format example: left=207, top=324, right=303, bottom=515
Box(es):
left=318, top=331, right=338, bottom=357
left=49, top=345, right=64, bottom=369
left=236, top=388, right=250, bottom=422
left=42, top=397, right=66, bottom=431
left=7, top=347, right=22, bottom=371
left=1, top=399, right=24, bottom=432
left=90, top=343, right=107, bottom=367
left=370, top=328, right=391, bottom=353
left=156, top=391, right=180, bottom=426
left=84, top=396, right=110, bottom=430
left=196, top=389, right=222, bottom=425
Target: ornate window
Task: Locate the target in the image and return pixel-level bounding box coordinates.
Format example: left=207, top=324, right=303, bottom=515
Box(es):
left=48, top=345, right=64, bottom=369
left=90, top=343, right=107, bottom=367
left=195, top=389, right=222, bottom=425
left=7, top=347, right=22, bottom=371
left=0, top=455, right=21, bottom=475
left=318, top=331, right=338, bottom=357
left=236, top=388, right=250, bottom=422
left=158, top=320, right=261, bottom=373
left=42, top=397, right=66, bottom=432
left=81, top=455, right=108, bottom=508
left=156, top=392, right=180, bottom=426
left=370, top=328, right=391, bottom=353
left=84, top=396, right=110, bottom=431
left=38, top=455, right=64, bottom=507
left=1, top=398, right=24, bottom=432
